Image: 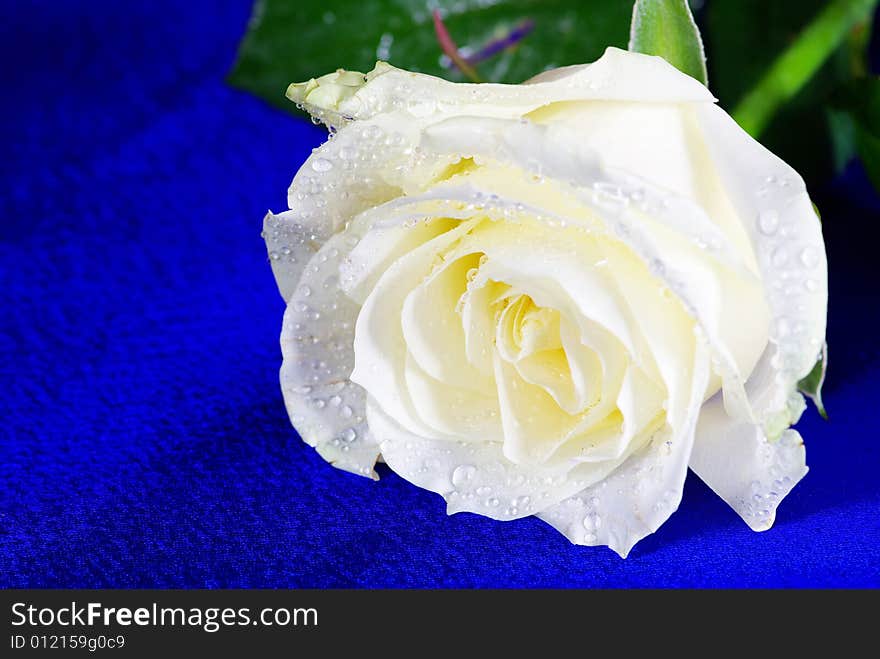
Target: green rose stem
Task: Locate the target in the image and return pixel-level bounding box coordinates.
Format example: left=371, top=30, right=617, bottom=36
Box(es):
left=733, top=0, right=878, bottom=137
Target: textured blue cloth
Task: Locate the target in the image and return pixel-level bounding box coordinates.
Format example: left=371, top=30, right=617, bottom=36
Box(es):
left=1, top=1, right=878, bottom=588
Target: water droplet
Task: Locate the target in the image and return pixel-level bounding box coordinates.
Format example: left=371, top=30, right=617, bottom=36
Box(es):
left=800, top=246, right=819, bottom=268
left=649, top=258, right=666, bottom=276
left=582, top=512, right=602, bottom=531
left=342, top=428, right=357, bottom=443
left=771, top=246, right=788, bottom=268
left=775, top=317, right=791, bottom=338
left=758, top=209, right=779, bottom=235
left=451, top=464, right=477, bottom=488
left=341, top=405, right=353, bottom=418
left=406, top=98, right=436, bottom=117
left=804, top=278, right=818, bottom=292
left=487, top=497, right=500, bottom=507
left=311, top=158, right=333, bottom=172
left=362, top=125, right=383, bottom=140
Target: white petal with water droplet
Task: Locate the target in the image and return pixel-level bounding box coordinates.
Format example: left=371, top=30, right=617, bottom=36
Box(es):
left=538, top=333, right=710, bottom=558
left=349, top=220, right=479, bottom=439
left=683, top=104, right=826, bottom=527
left=367, top=396, right=634, bottom=522
left=278, top=231, right=379, bottom=478
left=689, top=394, right=807, bottom=531
left=694, top=104, right=827, bottom=424
left=294, top=47, right=713, bottom=131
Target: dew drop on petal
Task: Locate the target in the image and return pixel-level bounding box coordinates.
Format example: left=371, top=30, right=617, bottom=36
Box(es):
left=582, top=512, right=602, bottom=531
left=451, top=464, right=477, bottom=488
left=800, top=246, right=819, bottom=268
left=311, top=158, right=333, bottom=172
left=362, top=125, right=383, bottom=140
left=771, top=246, right=788, bottom=268
left=758, top=209, right=779, bottom=235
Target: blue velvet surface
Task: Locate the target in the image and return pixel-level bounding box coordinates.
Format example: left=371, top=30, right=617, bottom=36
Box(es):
left=2, top=1, right=879, bottom=588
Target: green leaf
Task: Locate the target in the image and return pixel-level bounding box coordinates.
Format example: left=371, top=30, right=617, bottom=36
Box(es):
left=731, top=0, right=877, bottom=138
left=798, top=342, right=828, bottom=420
left=627, top=0, right=707, bottom=85
left=831, top=76, right=880, bottom=192
left=856, top=124, right=880, bottom=192
left=229, top=0, right=632, bottom=113
left=827, top=107, right=859, bottom=173
left=708, top=0, right=876, bottom=186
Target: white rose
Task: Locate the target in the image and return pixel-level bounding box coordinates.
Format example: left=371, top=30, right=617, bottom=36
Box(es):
left=264, top=48, right=827, bottom=557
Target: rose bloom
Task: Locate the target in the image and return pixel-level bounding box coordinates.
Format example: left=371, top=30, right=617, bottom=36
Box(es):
left=264, top=48, right=827, bottom=557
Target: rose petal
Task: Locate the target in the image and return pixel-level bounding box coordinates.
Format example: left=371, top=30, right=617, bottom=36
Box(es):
left=341, top=216, right=460, bottom=305
left=278, top=231, right=379, bottom=478
left=558, top=317, right=603, bottom=412
left=694, top=103, right=828, bottom=424
left=263, top=210, right=327, bottom=303
left=689, top=394, right=808, bottom=531
left=460, top=278, right=508, bottom=376
left=296, top=47, right=713, bottom=130
left=403, top=353, right=503, bottom=441
left=349, top=219, right=479, bottom=439
left=492, top=352, right=589, bottom=465
left=680, top=105, right=826, bottom=527
left=495, top=296, right=586, bottom=413
left=538, top=332, right=711, bottom=557
left=367, top=396, right=635, bottom=522
left=401, top=252, right=494, bottom=394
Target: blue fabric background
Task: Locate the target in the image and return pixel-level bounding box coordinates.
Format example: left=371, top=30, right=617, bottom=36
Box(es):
left=2, top=1, right=878, bottom=588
